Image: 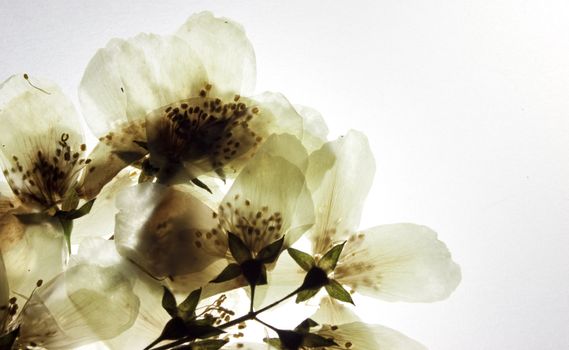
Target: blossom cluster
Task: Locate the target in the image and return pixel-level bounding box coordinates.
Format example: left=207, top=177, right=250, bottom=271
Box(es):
left=0, top=12, right=461, bottom=350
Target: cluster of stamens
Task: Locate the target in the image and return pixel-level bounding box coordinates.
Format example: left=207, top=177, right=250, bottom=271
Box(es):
left=210, top=194, right=284, bottom=256
left=2, top=133, right=90, bottom=209
left=333, top=233, right=381, bottom=291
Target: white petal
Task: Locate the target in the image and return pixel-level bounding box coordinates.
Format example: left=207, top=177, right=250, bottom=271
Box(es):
left=176, top=12, right=256, bottom=98
left=18, top=263, right=139, bottom=349
left=79, top=33, right=207, bottom=136
left=115, top=183, right=225, bottom=278
left=254, top=134, right=309, bottom=173
left=0, top=253, right=9, bottom=325
left=317, top=322, right=426, bottom=350
left=73, top=168, right=138, bottom=241
left=221, top=153, right=314, bottom=254
left=311, top=296, right=360, bottom=325
left=306, top=131, right=375, bottom=255
left=294, top=104, right=329, bottom=153
left=335, top=224, right=461, bottom=302
left=3, top=221, right=65, bottom=297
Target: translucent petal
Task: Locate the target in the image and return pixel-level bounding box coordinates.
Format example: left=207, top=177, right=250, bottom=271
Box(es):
left=317, top=322, right=426, bottom=350
left=335, top=224, right=461, bottom=302
left=73, top=168, right=138, bottom=241
left=176, top=11, right=256, bottom=98
left=79, top=33, right=207, bottom=137
left=18, top=263, right=139, bottom=349
left=294, top=104, right=329, bottom=153
left=0, top=253, right=9, bottom=325
left=221, top=153, right=314, bottom=255
left=115, top=183, right=225, bottom=278
left=306, top=131, right=375, bottom=255
left=311, top=296, right=360, bottom=325
left=254, top=134, right=309, bottom=173
left=2, top=221, right=65, bottom=297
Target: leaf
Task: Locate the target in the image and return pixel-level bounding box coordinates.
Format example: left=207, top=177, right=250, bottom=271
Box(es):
left=189, top=339, right=229, bottom=350
left=276, top=330, right=304, bottom=350
left=0, top=326, right=19, bottom=349
left=227, top=232, right=252, bottom=264
left=59, top=199, right=96, bottom=220
left=162, top=286, right=178, bottom=318
left=178, top=288, right=202, bottom=320
left=302, top=333, right=338, bottom=347
left=210, top=263, right=242, bottom=283
left=295, top=287, right=321, bottom=303
left=287, top=248, right=315, bottom=271
left=240, top=259, right=264, bottom=286
left=158, top=317, right=188, bottom=341
left=61, top=187, right=79, bottom=211
left=257, top=236, right=285, bottom=263
left=191, top=178, right=213, bottom=194
left=295, top=318, right=319, bottom=333
left=325, top=279, right=354, bottom=305
left=58, top=218, right=73, bottom=254
left=318, top=242, right=346, bottom=272
left=184, top=323, right=224, bottom=340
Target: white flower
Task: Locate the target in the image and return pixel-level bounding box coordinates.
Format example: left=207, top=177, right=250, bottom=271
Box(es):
left=114, top=134, right=314, bottom=294
left=78, top=12, right=305, bottom=198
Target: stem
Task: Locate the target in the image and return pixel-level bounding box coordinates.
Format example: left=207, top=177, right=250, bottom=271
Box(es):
left=249, top=284, right=256, bottom=313
left=254, top=316, right=279, bottom=332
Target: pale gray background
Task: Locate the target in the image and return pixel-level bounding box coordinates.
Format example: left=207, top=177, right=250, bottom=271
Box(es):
left=1, top=1, right=568, bottom=349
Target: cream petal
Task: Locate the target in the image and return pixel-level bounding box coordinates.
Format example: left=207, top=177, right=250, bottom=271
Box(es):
left=2, top=221, right=65, bottom=297
left=0, top=74, right=86, bottom=209
left=176, top=11, right=256, bottom=98
left=114, top=183, right=225, bottom=278
left=0, top=253, right=9, bottom=326
left=335, top=224, right=461, bottom=302
left=294, top=104, right=329, bottom=153
left=221, top=153, right=314, bottom=254
left=254, top=134, right=309, bottom=173
left=18, top=263, right=139, bottom=350
left=306, top=131, right=375, bottom=255
left=311, top=296, right=360, bottom=325
left=73, top=168, right=138, bottom=241
left=317, top=322, right=426, bottom=350
left=79, top=33, right=207, bottom=137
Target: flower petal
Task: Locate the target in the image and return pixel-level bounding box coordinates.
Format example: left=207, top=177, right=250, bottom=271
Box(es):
left=306, top=131, right=375, bottom=255
left=79, top=33, right=207, bottom=137
left=2, top=221, right=65, bottom=297
left=295, top=104, right=329, bottom=152
left=335, top=224, right=461, bottom=302
left=221, top=152, right=314, bottom=254
left=311, top=296, right=360, bottom=325
left=317, top=322, right=426, bottom=350
left=114, top=183, right=225, bottom=278
left=176, top=11, right=256, bottom=98
left=0, top=253, right=9, bottom=325
left=18, top=263, right=139, bottom=349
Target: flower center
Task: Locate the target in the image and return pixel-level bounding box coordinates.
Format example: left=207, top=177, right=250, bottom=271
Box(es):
left=146, top=90, right=264, bottom=179
left=2, top=133, right=90, bottom=210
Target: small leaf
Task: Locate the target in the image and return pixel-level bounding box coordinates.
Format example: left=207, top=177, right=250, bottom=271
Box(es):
left=191, top=178, right=213, bottom=194
left=190, top=339, right=229, bottom=350
left=158, top=317, right=188, bottom=341
left=61, top=187, right=79, bottom=211
left=257, top=236, right=285, bottom=263
left=295, top=318, right=319, bottom=333
left=287, top=248, right=315, bottom=271
left=178, top=288, right=202, bottom=320
left=318, top=242, right=346, bottom=272
left=276, top=330, right=304, bottom=350
left=302, top=333, right=338, bottom=347
left=210, top=263, right=242, bottom=283
left=60, top=199, right=96, bottom=220
left=299, top=267, right=329, bottom=290
left=228, top=232, right=252, bottom=264
left=0, top=326, right=19, bottom=349
left=295, top=287, right=321, bottom=303
left=58, top=218, right=73, bottom=254
left=162, top=286, right=178, bottom=318
left=325, top=279, right=354, bottom=305
left=184, top=323, right=224, bottom=339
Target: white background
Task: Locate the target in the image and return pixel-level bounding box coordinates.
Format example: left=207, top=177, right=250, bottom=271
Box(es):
left=1, top=1, right=569, bottom=349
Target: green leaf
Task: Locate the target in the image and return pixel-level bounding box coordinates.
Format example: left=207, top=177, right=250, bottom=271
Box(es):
left=58, top=218, right=73, bottom=254
left=178, top=288, right=202, bottom=320
left=257, top=236, right=285, bottom=263
left=295, top=318, right=319, bottom=333
left=184, top=323, right=224, bottom=340
left=191, top=178, right=213, bottom=194
left=59, top=199, right=96, bottom=220
left=295, top=287, right=321, bottom=303
left=158, top=317, right=188, bottom=341
left=287, top=248, right=315, bottom=271
left=227, top=232, right=252, bottom=264
left=61, top=187, right=79, bottom=211
left=189, top=339, right=229, bottom=350
left=0, top=326, right=19, bottom=349
left=162, top=286, right=178, bottom=318
left=276, top=330, right=304, bottom=350
left=325, top=279, right=354, bottom=305
left=318, top=242, right=346, bottom=272
left=210, top=263, right=242, bottom=283
left=302, top=333, right=338, bottom=347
